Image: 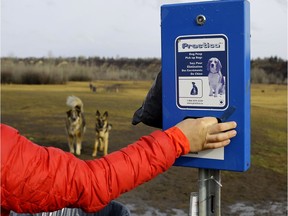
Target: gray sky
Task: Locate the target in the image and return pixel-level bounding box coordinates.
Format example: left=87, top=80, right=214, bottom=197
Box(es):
left=1, top=0, right=287, bottom=59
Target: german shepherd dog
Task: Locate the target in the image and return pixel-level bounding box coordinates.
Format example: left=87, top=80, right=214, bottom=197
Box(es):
left=65, top=96, right=86, bottom=155
left=92, top=110, right=112, bottom=157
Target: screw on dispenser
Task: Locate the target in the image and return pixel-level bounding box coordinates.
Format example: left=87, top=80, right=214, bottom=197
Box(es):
left=196, top=14, right=206, bottom=25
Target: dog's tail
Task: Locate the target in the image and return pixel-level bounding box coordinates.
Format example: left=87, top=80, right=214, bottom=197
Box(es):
left=66, top=96, right=84, bottom=112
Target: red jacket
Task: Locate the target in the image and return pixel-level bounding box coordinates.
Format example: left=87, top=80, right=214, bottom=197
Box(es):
left=0, top=124, right=189, bottom=215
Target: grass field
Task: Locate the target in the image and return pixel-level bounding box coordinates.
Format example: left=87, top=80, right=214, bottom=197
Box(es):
left=1, top=81, right=158, bottom=162
left=1, top=82, right=287, bottom=215
left=251, top=84, right=287, bottom=174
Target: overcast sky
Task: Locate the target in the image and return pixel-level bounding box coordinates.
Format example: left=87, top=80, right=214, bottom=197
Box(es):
left=1, top=0, right=287, bottom=59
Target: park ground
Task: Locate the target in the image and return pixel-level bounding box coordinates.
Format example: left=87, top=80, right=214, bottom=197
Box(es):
left=1, top=82, right=287, bottom=215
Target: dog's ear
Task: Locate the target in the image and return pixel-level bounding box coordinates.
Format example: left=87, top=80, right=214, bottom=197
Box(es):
left=103, top=111, right=108, bottom=118
left=207, top=59, right=211, bottom=71
left=217, top=60, right=222, bottom=71
left=96, top=110, right=101, bottom=117
left=66, top=110, right=72, bottom=117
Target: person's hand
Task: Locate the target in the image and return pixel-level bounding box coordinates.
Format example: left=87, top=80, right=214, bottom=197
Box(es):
left=175, top=117, right=237, bottom=152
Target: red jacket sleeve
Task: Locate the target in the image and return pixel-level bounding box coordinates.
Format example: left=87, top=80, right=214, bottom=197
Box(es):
left=0, top=124, right=190, bottom=214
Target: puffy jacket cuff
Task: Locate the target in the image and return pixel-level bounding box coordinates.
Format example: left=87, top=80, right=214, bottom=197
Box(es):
left=164, top=127, right=190, bottom=157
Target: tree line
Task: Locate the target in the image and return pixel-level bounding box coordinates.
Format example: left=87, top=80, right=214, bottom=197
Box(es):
left=1, top=56, right=286, bottom=84
left=251, top=57, right=287, bottom=84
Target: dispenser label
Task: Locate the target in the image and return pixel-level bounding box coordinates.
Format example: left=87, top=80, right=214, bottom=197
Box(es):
left=175, top=34, right=229, bottom=110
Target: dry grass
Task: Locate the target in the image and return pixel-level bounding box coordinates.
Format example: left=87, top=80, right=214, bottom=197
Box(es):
left=250, top=84, right=287, bottom=174
left=1, top=81, right=155, bottom=158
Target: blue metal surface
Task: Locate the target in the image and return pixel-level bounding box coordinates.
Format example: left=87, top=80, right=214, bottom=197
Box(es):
left=161, top=0, right=250, bottom=172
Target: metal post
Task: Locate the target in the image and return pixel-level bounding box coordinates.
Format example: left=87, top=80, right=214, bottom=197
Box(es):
left=198, top=169, right=222, bottom=216
left=199, top=169, right=207, bottom=216
left=213, top=170, right=221, bottom=216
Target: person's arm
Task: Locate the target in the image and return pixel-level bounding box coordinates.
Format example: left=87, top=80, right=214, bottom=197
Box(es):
left=0, top=118, right=236, bottom=214
left=0, top=124, right=189, bottom=214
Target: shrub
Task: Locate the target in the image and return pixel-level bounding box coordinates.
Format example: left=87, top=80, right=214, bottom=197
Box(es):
left=3, top=56, right=285, bottom=84
left=1, top=71, right=14, bottom=84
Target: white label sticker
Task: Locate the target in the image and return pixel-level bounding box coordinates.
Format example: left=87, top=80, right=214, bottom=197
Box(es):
left=184, top=148, right=224, bottom=160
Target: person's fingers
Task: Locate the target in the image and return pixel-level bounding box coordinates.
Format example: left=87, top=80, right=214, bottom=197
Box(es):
left=204, top=139, right=231, bottom=149
left=208, top=121, right=237, bottom=134
left=206, top=130, right=237, bottom=143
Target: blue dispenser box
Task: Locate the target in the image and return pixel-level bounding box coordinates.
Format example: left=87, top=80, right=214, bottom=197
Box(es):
left=161, top=0, right=250, bottom=171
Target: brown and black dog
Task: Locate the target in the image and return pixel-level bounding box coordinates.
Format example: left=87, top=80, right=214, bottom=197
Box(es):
left=65, top=96, right=86, bottom=156
left=92, top=110, right=112, bottom=157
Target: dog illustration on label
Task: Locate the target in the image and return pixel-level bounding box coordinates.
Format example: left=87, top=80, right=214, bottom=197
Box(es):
left=207, top=57, right=225, bottom=97
left=190, top=82, right=198, bottom=95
